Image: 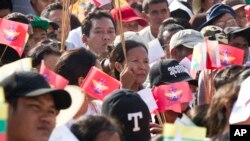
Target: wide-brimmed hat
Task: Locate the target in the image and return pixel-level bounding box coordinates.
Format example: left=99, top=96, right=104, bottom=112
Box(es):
left=199, top=3, right=236, bottom=30
left=56, top=85, right=85, bottom=126
left=224, top=26, right=250, bottom=44
left=222, top=0, right=246, bottom=10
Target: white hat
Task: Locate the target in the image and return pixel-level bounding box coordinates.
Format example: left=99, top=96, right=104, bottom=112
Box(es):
left=229, top=76, right=250, bottom=124
left=169, top=29, right=204, bottom=52
left=114, top=31, right=148, bottom=48
left=56, top=85, right=85, bottom=127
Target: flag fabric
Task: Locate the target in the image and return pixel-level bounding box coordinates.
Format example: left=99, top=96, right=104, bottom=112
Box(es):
left=218, top=44, right=244, bottom=67
left=0, top=87, right=7, bottom=141
left=148, top=39, right=165, bottom=64
left=206, top=39, right=221, bottom=69
left=152, top=82, right=192, bottom=113
left=179, top=56, right=192, bottom=75
left=91, top=0, right=111, bottom=7
left=137, top=88, right=158, bottom=113
left=0, top=58, right=32, bottom=81
left=162, top=123, right=207, bottom=141
left=190, top=43, right=206, bottom=79
left=40, top=61, right=69, bottom=89
left=81, top=66, right=121, bottom=100
left=0, top=18, right=29, bottom=56
left=230, top=76, right=250, bottom=124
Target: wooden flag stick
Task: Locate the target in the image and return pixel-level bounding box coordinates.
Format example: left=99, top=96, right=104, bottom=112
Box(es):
left=160, top=112, right=166, bottom=123
left=208, top=70, right=215, bottom=102
left=0, top=46, right=8, bottom=62
left=116, top=0, right=127, bottom=62
left=156, top=112, right=163, bottom=126
left=61, top=0, right=72, bottom=51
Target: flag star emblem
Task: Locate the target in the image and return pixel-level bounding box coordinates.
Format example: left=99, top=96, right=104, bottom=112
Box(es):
left=3, top=26, right=20, bottom=41
left=220, top=49, right=235, bottom=66
left=91, top=78, right=109, bottom=94
left=165, top=87, right=183, bottom=101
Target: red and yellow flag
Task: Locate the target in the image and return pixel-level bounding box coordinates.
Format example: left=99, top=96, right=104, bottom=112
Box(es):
left=219, top=44, right=244, bottom=67
left=40, top=61, right=69, bottom=89
left=0, top=18, right=29, bottom=57
left=152, top=82, right=192, bottom=113
left=81, top=66, right=121, bottom=100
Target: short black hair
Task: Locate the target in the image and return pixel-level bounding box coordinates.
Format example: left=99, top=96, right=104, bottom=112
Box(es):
left=81, top=10, right=116, bottom=37
left=28, top=41, right=61, bottom=68
left=0, top=0, right=13, bottom=11
left=158, top=23, right=184, bottom=45
left=4, top=12, right=30, bottom=24
left=142, top=0, right=168, bottom=13
left=40, top=2, right=63, bottom=18
left=71, top=115, right=121, bottom=141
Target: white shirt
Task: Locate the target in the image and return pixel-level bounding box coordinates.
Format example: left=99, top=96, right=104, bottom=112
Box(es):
left=139, top=26, right=155, bottom=43
left=66, top=27, right=85, bottom=49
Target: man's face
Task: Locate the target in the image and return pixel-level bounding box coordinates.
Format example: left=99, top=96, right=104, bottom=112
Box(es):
left=235, top=8, right=247, bottom=28
left=145, top=2, right=169, bottom=29
left=213, top=13, right=238, bottom=29
left=48, top=9, right=63, bottom=41
left=162, top=29, right=181, bottom=58
left=8, top=94, right=59, bottom=141
left=85, top=17, right=116, bottom=59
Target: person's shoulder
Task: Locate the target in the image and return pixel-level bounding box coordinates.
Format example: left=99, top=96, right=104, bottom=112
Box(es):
left=139, top=26, right=150, bottom=35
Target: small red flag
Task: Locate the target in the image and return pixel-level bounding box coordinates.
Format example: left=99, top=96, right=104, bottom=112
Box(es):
left=153, top=82, right=192, bottom=113
left=40, top=61, right=69, bottom=89
left=81, top=66, right=121, bottom=100
left=0, top=18, right=28, bottom=57
left=91, top=0, right=111, bottom=7
left=206, top=39, right=221, bottom=69
left=218, top=44, right=244, bottom=67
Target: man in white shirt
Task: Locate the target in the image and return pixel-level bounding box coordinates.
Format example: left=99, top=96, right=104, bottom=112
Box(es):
left=139, top=0, right=170, bottom=42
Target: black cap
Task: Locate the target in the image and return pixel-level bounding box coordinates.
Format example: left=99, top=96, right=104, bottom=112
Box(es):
left=102, top=89, right=151, bottom=141
left=149, top=59, right=192, bottom=87
left=0, top=71, right=71, bottom=110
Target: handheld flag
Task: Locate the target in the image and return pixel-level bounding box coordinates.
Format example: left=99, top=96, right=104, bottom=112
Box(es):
left=0, top=87, right=8, bottom=141
left=137, top=88, right=158, bottom=113
left=190, top=43, right=206, bottom=79
left=40, top=61, right=69, bottom=89
left=152, top=82, right=192, bottom=113
left=219, top=44, right=244, bottom=67
left=91, top=0, right=111, bottom=7
left=0, top=58, right=32, bottom=81
left=81, top=66, right=121, bottom=100
left=163, top=123, right=207, bottom=141
left=0, top=18, right=29, bottom=56
left=206, top=39, right=220, bottom=69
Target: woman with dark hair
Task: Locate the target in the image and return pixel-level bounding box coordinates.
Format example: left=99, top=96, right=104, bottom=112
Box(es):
left=28, top=40, right=62, bottom=71
left=54, top=48, right=102, bottom=117
left=110, top=40, right=149, bottom=92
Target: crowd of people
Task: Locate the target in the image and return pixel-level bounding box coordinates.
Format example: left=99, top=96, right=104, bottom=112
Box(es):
left=1, top=0, right=250, bottom=141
